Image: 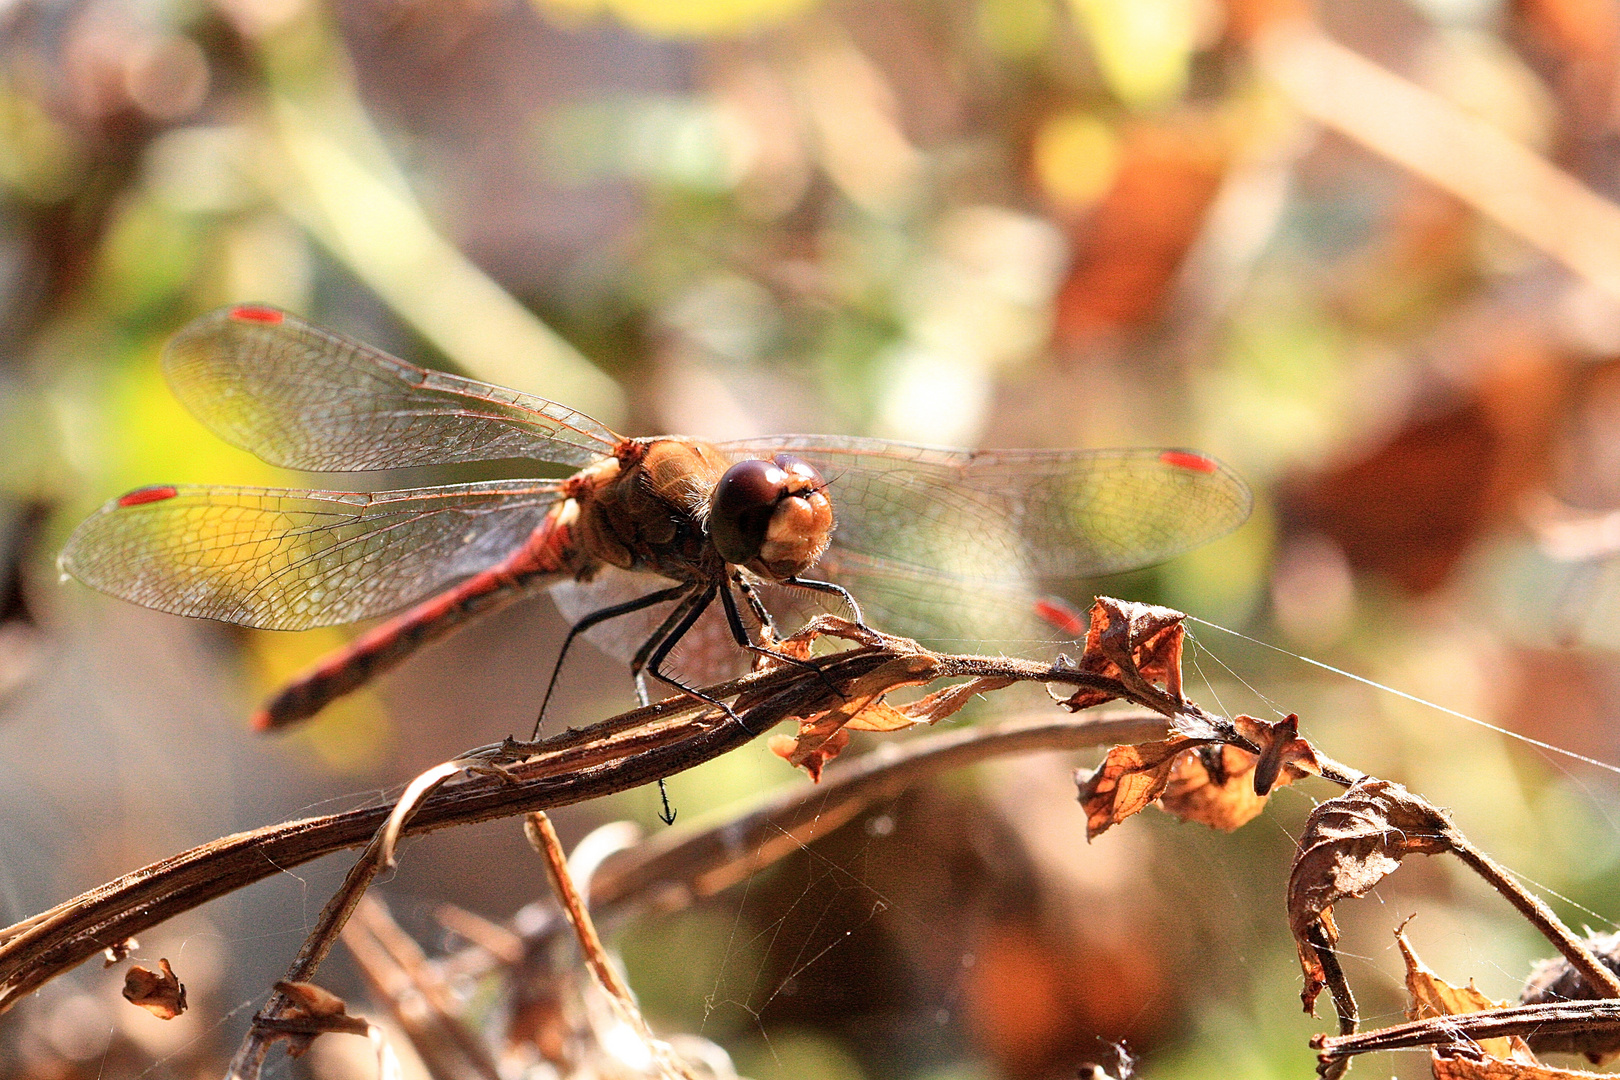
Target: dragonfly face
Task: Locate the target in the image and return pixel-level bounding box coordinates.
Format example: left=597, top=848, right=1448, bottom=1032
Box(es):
left=708, top=454, right=833, bottom=580
left=59, top=304, right=1254, bottom=731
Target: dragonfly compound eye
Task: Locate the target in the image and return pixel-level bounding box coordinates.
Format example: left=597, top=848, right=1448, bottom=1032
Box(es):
left=709, top=455, right=833, bottom=578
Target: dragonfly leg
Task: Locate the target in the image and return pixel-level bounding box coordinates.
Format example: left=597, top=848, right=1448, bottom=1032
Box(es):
left=552, top=583, right=708, bottom=825
left=634, top=586, right=753, bottom=729
left=731, top=574, right=779, bottom=640
left=783, top=576, right=869, bottom=631
left=628, top=584, right=712, bottom=679
left=720, top=579, right=846, bottom=702
left=532, top=581, right=692, bottom=740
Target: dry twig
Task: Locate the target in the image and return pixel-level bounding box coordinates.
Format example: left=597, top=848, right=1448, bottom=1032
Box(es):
left=343, top=895, right=505, bottom=1080
left=0, top=617, right=1201, bottom=1015
left=525, top=812, right=699, bottom=1080
left=8, top=601, right=1612, bottom=1078
left=440, top=709, right=1173, bottom=982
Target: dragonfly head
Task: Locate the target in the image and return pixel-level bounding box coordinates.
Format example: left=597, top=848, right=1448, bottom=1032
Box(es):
left=709, top=454, right=833, bottom=580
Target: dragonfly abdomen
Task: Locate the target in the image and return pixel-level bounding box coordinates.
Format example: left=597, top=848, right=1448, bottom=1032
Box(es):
left=252, top=511, right=581, bottom=730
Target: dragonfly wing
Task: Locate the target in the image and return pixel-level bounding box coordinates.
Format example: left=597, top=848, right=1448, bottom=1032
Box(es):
left=544, top=438, right=1252, bottom=674
left=549, top=568, right=754, bottom=686
left=60, top=480, right=562, bottom=630
left=719, top=436, right=1250, bottom=649
left=164, top=306, right=622, bottom=471
left=807, top=549, right=1048, bottom=649
left=721, top=436, right=1251, bottom=580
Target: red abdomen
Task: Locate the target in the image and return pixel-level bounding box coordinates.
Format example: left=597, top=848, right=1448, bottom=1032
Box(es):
left=254, top=509, right=580, bottom=729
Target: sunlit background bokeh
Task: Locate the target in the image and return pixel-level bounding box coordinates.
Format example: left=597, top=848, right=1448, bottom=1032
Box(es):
left=5, top=0, right=1620, bottom=1075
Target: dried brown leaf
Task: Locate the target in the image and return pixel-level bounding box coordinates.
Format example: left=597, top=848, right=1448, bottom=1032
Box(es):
left=275, top=979, right=349, bottom=1018
left=843, top=700, right=918, bottom=732
left=1430, top=1045, right=1609, bottom=1078
left=1159, top=744, right=1270, bottom=831
left=1289, top=779, right=1455, bottom=1013
left=770, top=653, right=938, bottom=778
left=269, top=979, right=353, bottom=1059
left=770, top=726, right=849, bottom=780
left=1396, top=922, right=1524, bottom=1061
left=764, top=615, right=885, bottom=664
left=899, top=676, right=1016, bottom=725
left=122, top=958, right=186, bottom=1019
left=1076, top=737, right=1206, bottom=840
left=1059, top=598, right=1186, bottom=713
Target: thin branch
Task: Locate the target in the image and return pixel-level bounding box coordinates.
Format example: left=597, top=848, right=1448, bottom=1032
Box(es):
left=0, top=636, right=1169, bottom=1014
left=432, top=710, right=1172, bottom=981
left=433, top=903, right=524, bottom=966
left=1445, top=830, right=1620, bottom=999
left=343, top=896, right=504, bottom=1080
left=0, top=655, right=808, bottom=1014
left=227, top=812, right=398, bottom=1077
left=591, top=710, right=1171, bottom=921
left=1312, top=1001, right=1620, bottom=1059
left=251, top=1014, right=374, bottom=1039
left=525, top=812, right=698, bottom=1080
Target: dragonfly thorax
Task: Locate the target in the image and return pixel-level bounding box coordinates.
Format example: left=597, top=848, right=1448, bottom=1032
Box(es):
left=572, top=438, right=730, bottom=581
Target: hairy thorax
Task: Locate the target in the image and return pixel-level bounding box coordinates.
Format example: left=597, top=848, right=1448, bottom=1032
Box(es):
left=568, top=438, right=730, bottom=582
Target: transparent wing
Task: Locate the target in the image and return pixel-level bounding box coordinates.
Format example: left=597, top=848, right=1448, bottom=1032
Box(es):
left=719, top=437, right=1252, bottom=649
left=60, top=481, right=563, bottom=630
left=809, top=550, right=1051, bottom=650
left=549, top=568, right=748, bottom=686
left=721, top=437, right=1251, bottom=580
left=163, top=305, right=623, bottom=471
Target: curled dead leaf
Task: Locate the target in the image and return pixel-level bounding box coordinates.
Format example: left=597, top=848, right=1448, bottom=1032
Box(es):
left=272, top=979, right=352, bottom=1059
left=1159, top=744, right=1270, bottom=832
left=844, top=700, right=921, bottom=733
left=1233, top=713, right=1321, bottom=795
left=1057, top=598, right=1186, bottom=713
left=1076, top=737, right=1206, bottom=840
left=769, top=728, right=849, bottom=780
left=275, top=979, right=349, bottom=1018
left=755, top=614, right=886, bottom=668
left=766, top=635, right=1012, bottom=778
left=1396, top=921, right=1526, bottom=1062
left=768, top=652, right=936, bottom=777
left=1079, top=713, right=1322, bottom=837
left=122, top=957, right=186, bottom=1019
left=896, top=676, right=1015, bottom=726
left=1289, top=779, right=1455, bottom=1014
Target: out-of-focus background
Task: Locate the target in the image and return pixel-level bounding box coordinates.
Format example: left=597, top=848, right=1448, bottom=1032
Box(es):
left=5, top=0, right=1620, bottom=1075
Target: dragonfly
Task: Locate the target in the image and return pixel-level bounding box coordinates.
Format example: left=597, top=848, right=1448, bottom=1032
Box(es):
left=61, top=304, right=1253, bottom=742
